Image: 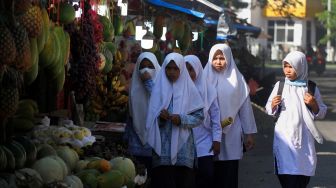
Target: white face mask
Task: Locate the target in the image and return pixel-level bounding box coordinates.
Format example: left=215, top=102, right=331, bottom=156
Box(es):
left=139, top=67, right=156, bottom=78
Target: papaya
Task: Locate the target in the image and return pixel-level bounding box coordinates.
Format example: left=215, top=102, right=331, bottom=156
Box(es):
left=171, top=20, right=185, bottom=41
left=113, top=15, right=123, bottom=36
left=59, top=3, right=76, bottom=24
left=86, top=159, right=111, bottom=173
left=153, top=16, right=165, bottom=39
left=99, top=15, right=114, bottom=42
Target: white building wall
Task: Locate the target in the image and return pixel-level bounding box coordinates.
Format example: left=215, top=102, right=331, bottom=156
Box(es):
left=293, top=20, right=303, bottom=47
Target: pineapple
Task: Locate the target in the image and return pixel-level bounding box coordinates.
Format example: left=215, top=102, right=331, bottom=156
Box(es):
left=10, top=23, right=32, bottom=72
left=16, top=5, right=43, bottom=38
left=0, top=66, right=21, bottom=118
left=14, top=0, right=32, bottom=15
left=0, top=24, right=17, bottom=65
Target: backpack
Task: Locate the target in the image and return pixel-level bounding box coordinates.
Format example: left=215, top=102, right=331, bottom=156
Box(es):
left=274, top=79, right=316, bottom=122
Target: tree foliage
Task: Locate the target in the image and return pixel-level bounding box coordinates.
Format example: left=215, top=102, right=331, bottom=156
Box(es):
left=316, top=0, right=336, bottom=44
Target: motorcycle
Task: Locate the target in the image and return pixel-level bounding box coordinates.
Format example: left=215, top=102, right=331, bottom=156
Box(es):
left=313, top=53, right=326, bottom=76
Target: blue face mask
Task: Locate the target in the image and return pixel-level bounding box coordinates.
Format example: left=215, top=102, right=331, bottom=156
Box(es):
left=139, top=67, right=156, bottom=79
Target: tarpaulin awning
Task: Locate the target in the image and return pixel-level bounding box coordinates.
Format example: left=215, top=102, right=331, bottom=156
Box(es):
left=204, top=18, right=261, bottom=38
left=205, top=19, right=261, bottom=33
left=146, top=0, right=205, bottom=19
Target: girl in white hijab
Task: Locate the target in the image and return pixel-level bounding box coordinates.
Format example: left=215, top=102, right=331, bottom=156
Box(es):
left=265, top=51, right=327, bottom=187
left=184, top=55, right=221, bottom=188
left=203, top=43, right=257, bottom=188
left=126, top=52, right=160, bottom=176
left=146, top=52, right=204, bottom=188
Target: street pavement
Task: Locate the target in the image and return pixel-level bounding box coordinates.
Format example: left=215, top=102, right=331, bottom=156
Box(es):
left=238, top=64, right=336, bottom=188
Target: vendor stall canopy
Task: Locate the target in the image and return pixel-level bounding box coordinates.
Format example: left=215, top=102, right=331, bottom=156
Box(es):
left=144, top=0, right=261, bottom=38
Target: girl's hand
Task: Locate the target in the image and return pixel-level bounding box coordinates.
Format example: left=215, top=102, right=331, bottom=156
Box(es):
left=140, top=71, right=151, bottom=81
left=304, top=92, right=319, bottom=114
left=170, top=114, right=181, bottom=125
left=209, top=141, right=221, bottom=155
left=159, top=109, right=170, bottom=121
left=271, top=95, right=282, bottom=112
left=244, top=134, right=255, bottom=151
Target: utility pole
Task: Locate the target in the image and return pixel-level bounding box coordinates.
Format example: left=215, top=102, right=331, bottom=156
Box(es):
left=327, top=0, right=333, bottom=62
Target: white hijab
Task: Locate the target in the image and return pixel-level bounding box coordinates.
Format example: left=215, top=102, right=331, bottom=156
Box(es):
left=146, top=52, right=204, bottom=164
left=129, top=52, right=161, bottom=145
left=203, top=43, right=249, bottom=133
left=184, top=55, right=217, bottom=129
left=281, top=51, right=323, bottom=148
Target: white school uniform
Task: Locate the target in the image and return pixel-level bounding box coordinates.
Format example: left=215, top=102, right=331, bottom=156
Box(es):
left=184, top=55, right=222, bottom=157
left=146, top=52, right=204, bottom=165
left=129, top=52, right=161, bottom=145
left=265, top=51, right=327, bottom=176
left=203, top=44, right=257, bottom=160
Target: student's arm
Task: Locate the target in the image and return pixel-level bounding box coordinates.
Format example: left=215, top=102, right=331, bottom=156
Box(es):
left=265, top=81, right=280, bottom=115
left=239, top=98, right=257, bottom=151
left=313, top=87, right=327, bottom=119
left=173, top=109, right=204, bottom=129
left=209, top=100, right=221, bottom=155
left=210, top=100, right=221, bottom=142
left=240, top=97, right=258, bottom=134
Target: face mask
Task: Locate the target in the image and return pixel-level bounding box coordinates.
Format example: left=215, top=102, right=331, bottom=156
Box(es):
left=139, top=67, right=156, bottom=78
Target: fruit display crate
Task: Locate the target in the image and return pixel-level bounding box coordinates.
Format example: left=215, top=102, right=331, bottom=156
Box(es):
left=88, top=121, right=126, bottom=145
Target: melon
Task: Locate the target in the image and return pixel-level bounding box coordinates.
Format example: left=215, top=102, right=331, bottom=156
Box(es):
left=5, top=141, right=27, bottom=169
left=32, top=156, right=64, bottom=183
left=55, top=146, right=79, bottom=171
left=14, top=136, right=37, bottom=166
left=49, top=155, right=69, bottom=178
left=75, top=169, right=100, bottom=188
left=0, top=147, right=7, bottom=171
left=74, top=160, right=90, bottom=173
left=1, top=146, right=15, bottom=171
left=97, top=170, right=125, bottom=188
left=59, top=3, right=76, bottom=24
left=64, top=175, right=83, bottom=188
left=36, top=143, right=57, bottom=159
left=16, top=168, right=43, bottom=188
left=109, top=157, right=136, bottom=187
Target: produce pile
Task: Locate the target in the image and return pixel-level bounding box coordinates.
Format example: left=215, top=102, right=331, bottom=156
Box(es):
left=0, top=0, right=139, bottom=187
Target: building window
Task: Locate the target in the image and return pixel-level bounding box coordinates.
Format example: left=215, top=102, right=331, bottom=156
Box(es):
left=267, top=20, right=295, bottom=44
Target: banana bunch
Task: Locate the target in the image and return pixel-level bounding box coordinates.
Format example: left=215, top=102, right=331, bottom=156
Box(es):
left=111, top=75, right=125, bottom=92
left=221, top=117, right=233, bottom=128
left=115, top=50, right=123, bottom=63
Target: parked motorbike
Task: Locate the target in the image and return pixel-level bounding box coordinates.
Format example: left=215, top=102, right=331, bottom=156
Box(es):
left=313, top=53, right=326, bottom=76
